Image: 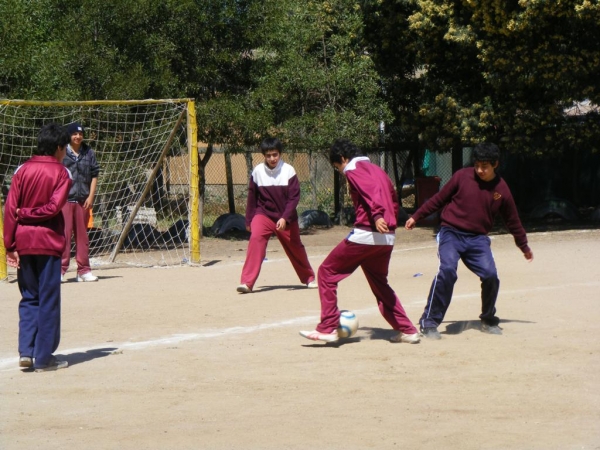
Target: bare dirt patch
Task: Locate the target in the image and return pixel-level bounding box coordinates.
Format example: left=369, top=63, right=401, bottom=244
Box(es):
left=1, top=226, right=599, bottom=449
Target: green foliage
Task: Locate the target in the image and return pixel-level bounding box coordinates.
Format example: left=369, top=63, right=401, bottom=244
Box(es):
left=406, top=0, right=600, bottom=154
left=247, top=0, right=392, bottom=152
left=2, top=0, right=599, bottom=158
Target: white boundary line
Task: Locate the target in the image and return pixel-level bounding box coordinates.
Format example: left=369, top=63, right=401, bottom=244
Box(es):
left=1, top=281, right=598, bottom=372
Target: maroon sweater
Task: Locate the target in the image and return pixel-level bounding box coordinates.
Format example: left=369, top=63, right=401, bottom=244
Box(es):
left=412, top=168, right=530, bottom=253
left=245, top=160, right=300, bottom=227
left=4, top=156, right=72, bottom=257
left=344, top=157, right=399, bottom=231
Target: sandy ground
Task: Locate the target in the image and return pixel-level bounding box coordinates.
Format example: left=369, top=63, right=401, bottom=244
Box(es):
left=0, top=226, right=599, bottom=450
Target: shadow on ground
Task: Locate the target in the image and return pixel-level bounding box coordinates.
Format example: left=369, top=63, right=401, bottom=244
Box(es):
left=60, top=347, right=118, bottom=367
left=443, top=319, right=536, bottom=336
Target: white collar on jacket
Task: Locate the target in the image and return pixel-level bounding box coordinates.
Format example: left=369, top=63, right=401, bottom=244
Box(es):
left=344, top=156, right=370, bottom=173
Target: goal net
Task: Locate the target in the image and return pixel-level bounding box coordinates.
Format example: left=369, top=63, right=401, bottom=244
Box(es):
left=0, top=99, right=200, bottom=274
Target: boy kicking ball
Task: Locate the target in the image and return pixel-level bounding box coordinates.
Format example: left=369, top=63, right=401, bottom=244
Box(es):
left=300, top=139, right=420, bottom=344
left=4, top=124, right=73, bottom=372
left=406, top=142, right=534, bottom=339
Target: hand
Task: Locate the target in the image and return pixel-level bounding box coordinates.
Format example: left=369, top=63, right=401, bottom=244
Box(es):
left=524, top=251, right=534, bottom=262
left=7, top=251, right=20, bottom=269
left=83, top=196, right=94, bottom=210
left=246, top=225, right=251, bottom=232
left=276, top=218, right=287, bottom=231
left=405, top=218, right=416, bottom=230
left=375, top=218, right=389, bottom=233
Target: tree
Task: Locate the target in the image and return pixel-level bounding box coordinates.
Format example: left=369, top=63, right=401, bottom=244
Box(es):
left=1, top=0, right=256, bottom=101
left=246, top=0, right=392, bottom=152
left=408, top=0, right=600, bottom=155
left=0, top=0, right=77, bottom=99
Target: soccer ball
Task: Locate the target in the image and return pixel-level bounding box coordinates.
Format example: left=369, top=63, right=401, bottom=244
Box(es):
left=337, top=310, right=359, bottom=338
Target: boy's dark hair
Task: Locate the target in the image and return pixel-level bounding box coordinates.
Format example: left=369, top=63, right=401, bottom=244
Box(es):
left=329, top=139, right=364, bottom=164
left=260, top=137, right=283, bottom=154
left=36, top=123, right=70, bottom=156
left=472, top=142, right=500, bottom=163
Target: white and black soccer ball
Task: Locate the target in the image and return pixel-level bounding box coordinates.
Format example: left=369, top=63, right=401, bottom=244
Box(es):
left=337, top=310, right=359, bottom=338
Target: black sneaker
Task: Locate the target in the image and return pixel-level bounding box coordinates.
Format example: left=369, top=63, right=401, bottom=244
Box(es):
left=420, top=327, right=441, bottom=340
left=481, top=323, right=502, bottom=335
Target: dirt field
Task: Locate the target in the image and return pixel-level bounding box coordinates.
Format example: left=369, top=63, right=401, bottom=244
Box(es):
left=1, top=226, right=599, bottom=450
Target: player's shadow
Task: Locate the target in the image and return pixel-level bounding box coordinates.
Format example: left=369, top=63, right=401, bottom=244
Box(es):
left=443, top=319, right=535, bottom=335
left=58, top=347, right=118, bottom=367
left=256, top=285, right=314, bottom=293
left=362, top=327, right=399, bottom=342
left=202, top=260, right=221, bottom=267
left=62, top=275, right=122, bottom=283
left=301, top=336, right=361, bottom=348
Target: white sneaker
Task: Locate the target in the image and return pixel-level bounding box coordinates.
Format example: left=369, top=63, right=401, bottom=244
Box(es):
left=19, top=356, right=33, bottom=368
left=34, top=357, right=68, bottom=372
left=77, top=272, right=98, bottom=282
left=237, top=284, right=252, bottom=293
left=306, top=280, right=318, bottom=289
left=299, top=330, right=339, bottom=343
left=390, top=332, right=421, bottom=344
left=61, top=274, right=66, bottom=283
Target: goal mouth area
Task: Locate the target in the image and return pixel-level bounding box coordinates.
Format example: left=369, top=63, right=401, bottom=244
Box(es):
left=0, top=99, right=200, bottom=272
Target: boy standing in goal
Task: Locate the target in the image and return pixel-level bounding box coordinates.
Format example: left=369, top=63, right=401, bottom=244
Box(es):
left=405, top=142, right=534, bottom=339
left=4, top=124, right=72, bottom=371
left=300, top=139, right=420, bottom=343
left=238, top=137, right=317, bottom=293
left=61, top=122, right=100, bottom=282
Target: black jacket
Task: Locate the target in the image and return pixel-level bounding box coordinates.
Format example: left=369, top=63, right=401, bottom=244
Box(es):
left=63, top=143, right=100, bottom=202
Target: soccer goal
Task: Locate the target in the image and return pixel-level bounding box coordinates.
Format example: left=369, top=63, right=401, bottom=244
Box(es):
left=0, top=99, right=200, bottom=276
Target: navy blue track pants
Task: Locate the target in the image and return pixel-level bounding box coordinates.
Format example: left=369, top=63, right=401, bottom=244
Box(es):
left=419, top=227, right=500, bottom=329
left=17, top=255, right=62, bottom=368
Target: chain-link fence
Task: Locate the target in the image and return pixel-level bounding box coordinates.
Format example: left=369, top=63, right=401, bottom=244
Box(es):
left=197, top=146, right=456, bottom=232
left=196, top=143, right=600, bottom=233
left=200, top=150, right=334, bottom=229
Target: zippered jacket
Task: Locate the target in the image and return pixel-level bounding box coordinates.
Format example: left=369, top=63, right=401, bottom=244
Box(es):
left=344, top=157, right=399, bottom=232
left=63, top=143, right=100, bottom=202
left=3, top=156, right=72, bottom=256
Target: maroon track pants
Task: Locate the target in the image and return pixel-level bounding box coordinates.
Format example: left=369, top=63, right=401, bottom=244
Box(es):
left=61, top=201, right=92, bottom=276
left=240, top=214, right=315, bottom=290
left=316, top=239, right=418, bottom=334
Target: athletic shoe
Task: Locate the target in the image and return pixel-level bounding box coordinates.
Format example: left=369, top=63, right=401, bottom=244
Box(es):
left=237, top=284, right=252, bottom=293
left=306, top=280, right=318, bottom=289
left=19, top=356, right=33, bottom=368
left=77, top=272, right=98, bottom=282
left=299, top=330, right=339, bottom=343
left=61, top=274, right=66, bottom=283
left=481, top=322, right=503, bottom=335
left=390, top=332, right=421, bottom=344
left=420, top=327, right=442, bottom=340
left=34, top=357, right=68, bottom=373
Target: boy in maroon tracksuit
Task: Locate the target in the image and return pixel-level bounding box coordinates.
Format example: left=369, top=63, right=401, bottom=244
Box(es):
left=4, top=123, right=72, bottom=371
left=237, top=137, right=316, bottom=293
left=300, top=139, right=419, bottom=343
left=406, top=142, right=534, bottom=339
